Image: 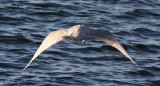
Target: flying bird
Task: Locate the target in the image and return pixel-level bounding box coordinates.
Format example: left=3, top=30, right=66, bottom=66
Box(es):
left=23, top=25, right=138, bottom=70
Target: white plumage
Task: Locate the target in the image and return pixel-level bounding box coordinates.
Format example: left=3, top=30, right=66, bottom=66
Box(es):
left=23, top=25, right=138, bottom=70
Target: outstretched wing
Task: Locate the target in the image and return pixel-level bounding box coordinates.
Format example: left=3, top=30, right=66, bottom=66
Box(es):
left=23, top=29, right=66, bottom=70
left=91, top=28, right=138, bottom=66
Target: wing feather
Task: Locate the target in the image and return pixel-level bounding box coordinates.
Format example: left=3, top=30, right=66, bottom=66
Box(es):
left=23, top=29, right=66, bottom=70
left=91, top=29, right=138, bottom=66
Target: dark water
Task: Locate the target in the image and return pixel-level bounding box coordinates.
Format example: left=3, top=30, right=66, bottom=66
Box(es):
left=0, top=0, right=160, bottom=86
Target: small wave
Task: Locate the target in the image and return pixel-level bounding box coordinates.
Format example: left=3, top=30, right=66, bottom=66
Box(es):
left=61, top=46, right=103, bottom=53
left=0, top=35, right=33, bottom=44
left=80, top=55, right=130, bottom=62
left=0, top=16, right=25, bottom=21
left=150, top=80, right=160, bottom=86
left=0, top=71, right=12, bottom=76
left=81, top=56, right=107, bottom=62
left=29, top=10, right=73, bottom=17
left=8, top=49, right=28, bottom=54
left=145, top=66, right=160, bottom=71
left=125, top=70, right=153, bottom=76
left=45, top=51, right=68, bottom=57
left=115, top=31, right=131, bottom=36
left=132, top=28, right=153, bottom=33
left=0, top=62, right=20, bottom=69
left=0, top=16, right=27, bottom=25
left=133, top=44, right=158, bottom=53
left=27, top=2, right=62, bottom=8
left=126, top=9, right=160, bottom=18
left=131, top=28, right=160, bottom=37
left=129, top=43, right=159, bottom=54
left=101, top=45, right=122, bottom=51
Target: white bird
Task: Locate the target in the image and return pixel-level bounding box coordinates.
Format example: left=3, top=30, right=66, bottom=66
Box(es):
left=23, top=24, right=138, bottom=70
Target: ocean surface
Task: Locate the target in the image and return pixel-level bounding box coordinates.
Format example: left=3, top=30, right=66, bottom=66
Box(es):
left=0, top=0, right=160, bottom=86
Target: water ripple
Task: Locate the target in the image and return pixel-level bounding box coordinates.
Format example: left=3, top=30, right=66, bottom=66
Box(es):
left=0, top=0, right=160, bottom=86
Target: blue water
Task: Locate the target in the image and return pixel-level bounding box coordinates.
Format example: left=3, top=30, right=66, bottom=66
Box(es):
left=0, top=0, right=160, bottom=86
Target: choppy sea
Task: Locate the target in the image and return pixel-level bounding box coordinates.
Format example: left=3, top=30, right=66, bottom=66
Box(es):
left=0, top=0, right=160, bottom=86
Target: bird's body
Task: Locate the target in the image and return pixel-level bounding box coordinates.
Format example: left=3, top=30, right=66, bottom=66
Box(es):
left=64, top=25, right=95, bottom=43
left=23, top=25, right=138, bottom=70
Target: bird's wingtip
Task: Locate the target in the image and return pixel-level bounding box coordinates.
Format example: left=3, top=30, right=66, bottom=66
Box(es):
left=22, top=65, right=29, bottom=70
left=22, top=60, right=33, bottom=70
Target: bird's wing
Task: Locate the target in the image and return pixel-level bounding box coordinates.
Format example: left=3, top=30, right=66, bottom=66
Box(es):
left=23, top=29, right=66, bottom=70
left=90, top=28, right=138, bottom=66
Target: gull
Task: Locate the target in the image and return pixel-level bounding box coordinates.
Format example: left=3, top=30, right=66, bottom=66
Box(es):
left=23, top=25, right=138, bottom=70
